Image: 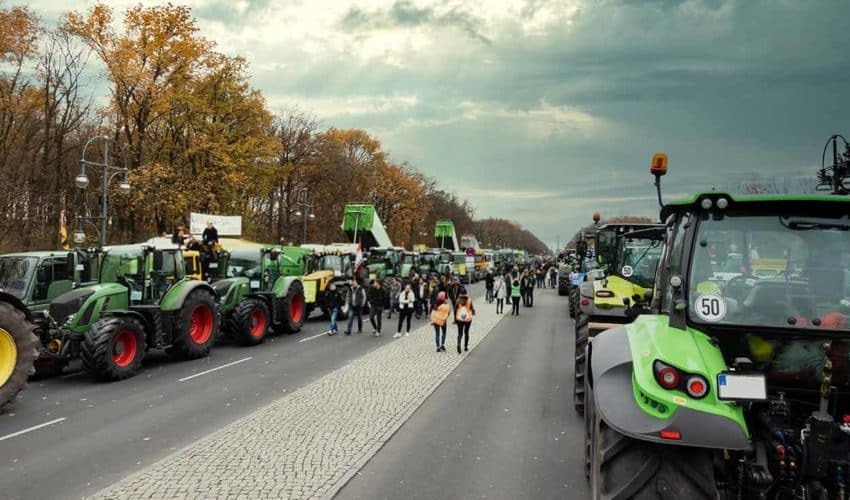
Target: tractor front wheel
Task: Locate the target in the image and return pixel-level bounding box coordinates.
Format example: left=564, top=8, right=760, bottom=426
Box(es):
left=170, top=289, right=219, bottom=359
left=277, top=281, right=305, bottom=334
left=574, top=313, right=589, bottom=415
left=590, top=409, right=716, bottom=500
left=569, top=286, right=580, bottom=318
left=229, top=298, right=270, bottom=346
left=0, top=302, right=37, bottom=410
left=81, top=316, right=146, bottom=381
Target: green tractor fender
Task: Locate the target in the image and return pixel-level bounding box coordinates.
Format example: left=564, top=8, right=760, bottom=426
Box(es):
left=58, top=283, right=129, bottom=335
left=0, top=292, right=31, bottom=320
left=212, top=277, right=250, bottom=313
left=160, top=280, right=217, bottom=312
left=272, top=275, right=302, bottom=299
left=588, top=316, right=749, bottom=450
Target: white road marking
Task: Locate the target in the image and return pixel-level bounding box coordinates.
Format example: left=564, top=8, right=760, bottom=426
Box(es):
left=298, top=332, right=328, bottom=343
left=177, top=357, right=253, bottom=382
left=0, top=417, right=67, bottom=442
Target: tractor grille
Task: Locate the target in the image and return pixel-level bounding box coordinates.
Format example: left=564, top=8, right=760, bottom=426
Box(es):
left=48, top=289, right=95, bottom=324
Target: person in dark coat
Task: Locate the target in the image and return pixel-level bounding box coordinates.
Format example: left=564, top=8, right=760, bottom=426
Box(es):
left=484, top=271, right=495, bottom=303
left=411, top=274, right=422, bottom=317
left=202, top=222, right=219, bottom=247
left=326, top=283, right=343, bottom=335
left=367, top=279, right=389, bottom=337
left=344, top=280, right=367, bottom=335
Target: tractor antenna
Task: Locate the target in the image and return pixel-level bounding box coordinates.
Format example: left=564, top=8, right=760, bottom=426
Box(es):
left=817, top=134, right=850, bottom=195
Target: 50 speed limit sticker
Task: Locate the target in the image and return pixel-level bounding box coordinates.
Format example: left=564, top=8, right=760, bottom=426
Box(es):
left=695, top=294, right=726, bottom=322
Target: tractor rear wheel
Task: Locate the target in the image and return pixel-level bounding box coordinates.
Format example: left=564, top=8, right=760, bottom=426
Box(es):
left=590, top=410, right=716, bottom=500
left=277, top=281, right=305, bottom=334
left=574, top=313, right=589, bottom=415
left=82, top=315, right=146, bottom=381
left=229, top=298, right=269, bottom=346
left=569, top=286, right=580, bottom=318
left=0, top=302, right=37, bottom=409
left=170, top=289, right=219, bottom=359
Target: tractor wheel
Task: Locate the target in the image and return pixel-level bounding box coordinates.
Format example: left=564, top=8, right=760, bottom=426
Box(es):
left=277, top=280, right=305, bottom=334
left=574, top=313, right=589, bottom=415
left=590, top=409, right=716, bottom=500
left=81, top=316, right=146, bottom=381
left=228, top=298, right=270, bottom=346
left=32, top=358, right=68, bottom=379
left=0, top=302, right=37, bottom=410
left=170, top=289, right=219, bottom=359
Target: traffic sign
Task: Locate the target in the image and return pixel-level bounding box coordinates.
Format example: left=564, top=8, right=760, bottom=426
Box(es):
left=465, top=248, right=474, bottom=256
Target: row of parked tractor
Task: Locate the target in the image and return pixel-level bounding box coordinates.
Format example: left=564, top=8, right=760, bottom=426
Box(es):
left=0, top=203, right=530, bottom=410
left=556, top=151, right=850, bottom=499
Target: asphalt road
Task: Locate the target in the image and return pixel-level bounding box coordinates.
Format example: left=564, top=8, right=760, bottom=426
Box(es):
left=0, top=298, right=443, bottom=500
left=336, top=288, right=588, bottom=500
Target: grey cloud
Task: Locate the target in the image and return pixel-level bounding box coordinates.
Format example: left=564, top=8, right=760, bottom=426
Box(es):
left=339, top=0, right=491, bottom=44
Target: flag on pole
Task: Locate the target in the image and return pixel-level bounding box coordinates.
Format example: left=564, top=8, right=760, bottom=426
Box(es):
left=59, top=210, right=69, bottom=250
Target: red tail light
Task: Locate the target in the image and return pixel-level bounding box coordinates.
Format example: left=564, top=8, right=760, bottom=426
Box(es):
left=659, top=430, right=681, bottom=440
left=581, top=298, right=589, bottom=306
left=686, top=376, right=708, bottom=398
left=656, top=367, right=679, bottom=389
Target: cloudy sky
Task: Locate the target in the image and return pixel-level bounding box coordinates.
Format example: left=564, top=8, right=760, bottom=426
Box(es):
left=26, top=0, right=850, bottom=249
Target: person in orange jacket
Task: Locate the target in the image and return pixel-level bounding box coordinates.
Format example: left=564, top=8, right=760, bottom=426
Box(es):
left=430, top=291, right=451, bottom=352
left=455, top=292, right=475, bottom=353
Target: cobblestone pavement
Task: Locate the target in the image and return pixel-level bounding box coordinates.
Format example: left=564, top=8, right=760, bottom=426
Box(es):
left=92, top=294, right=505, bottom=500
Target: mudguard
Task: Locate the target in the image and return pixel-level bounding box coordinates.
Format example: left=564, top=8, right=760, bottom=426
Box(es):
left=272, top=276, right=304, bottom=300
left=160, top=280, right=217, bottom=312
left=213, top=278, right=250, bottom=312
left=579, top=281, right=595, bottom=316
left=100, top=309, right=152, bottom=336
left=590, top=319, right=750, bottom=450
left=0, top=292, right=30, bottom=320
left=57, top=283, right=129, bottom=335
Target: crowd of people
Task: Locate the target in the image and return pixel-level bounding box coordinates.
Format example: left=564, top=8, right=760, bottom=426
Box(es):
left=324, top=262, right=559, bottom=354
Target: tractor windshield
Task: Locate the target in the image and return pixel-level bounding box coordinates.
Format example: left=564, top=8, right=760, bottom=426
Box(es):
left=367, top=250, right=388, bottom=265
left=318, top=254, right=347, bottom=275
left=688, top=214, right=850, bottom=332
left=0, top=256, right=37, bottom=299
left=618, top=239, right=663, bottom=288
left=227, top=253, right=262, bottom=278
left=402, top=254, right=417, bottom=264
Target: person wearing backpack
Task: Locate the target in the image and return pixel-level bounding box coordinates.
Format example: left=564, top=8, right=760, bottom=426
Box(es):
left=394, top=283, right=415, bottom=338
left=455, top=292, right=475, bottom=353
left=430, top=291, right=451, bottom=352
left=511, top=278, right=522, bottom=315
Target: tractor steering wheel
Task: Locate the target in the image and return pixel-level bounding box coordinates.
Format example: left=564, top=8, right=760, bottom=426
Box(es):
left=724, top=274, right=756, bottom=303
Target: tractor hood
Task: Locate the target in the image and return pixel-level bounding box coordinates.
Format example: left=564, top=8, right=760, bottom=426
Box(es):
left=592, top=276, right=649, bottom=310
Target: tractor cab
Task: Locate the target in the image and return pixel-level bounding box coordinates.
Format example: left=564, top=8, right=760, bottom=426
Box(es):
left=0, top=250, right=98, bottom=312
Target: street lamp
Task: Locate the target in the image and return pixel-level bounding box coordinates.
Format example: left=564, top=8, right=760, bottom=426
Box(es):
left=293, top=188, right=315, bottom=245
left=74, top=135, right=129, bottom=247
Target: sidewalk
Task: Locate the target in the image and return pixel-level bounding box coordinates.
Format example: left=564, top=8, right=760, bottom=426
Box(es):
left=92, top=296, right=506, bottom=499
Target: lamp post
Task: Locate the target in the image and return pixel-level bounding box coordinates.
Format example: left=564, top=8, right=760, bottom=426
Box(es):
left=73, top=136, right=129, bottom=247
left=293, top=188, right=315, bottom=245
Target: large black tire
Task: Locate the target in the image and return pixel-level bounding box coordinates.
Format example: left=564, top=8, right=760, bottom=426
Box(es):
left=590, top=409, right=716, bottom=500
left=277, top=280, right=305, bottom=334
left=81, top=315, right=146, bottom=381
left=228, top=298, right=270, bottom=346
left=575, top=313, right=589, bottom=415
left=569, top=286, right=580, bottom=318
left=0, top=302, right=37, bottom=410
left=170, top=289, right=219, bottom=359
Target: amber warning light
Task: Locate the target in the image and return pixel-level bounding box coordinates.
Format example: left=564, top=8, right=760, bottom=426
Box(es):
left=650, top=153, right=668, bottom=176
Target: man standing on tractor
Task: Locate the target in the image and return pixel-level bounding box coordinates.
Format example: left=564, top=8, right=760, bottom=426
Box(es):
left=344, top=280, right=366, bottom=335
left=202, top=222, right=219, bottom=247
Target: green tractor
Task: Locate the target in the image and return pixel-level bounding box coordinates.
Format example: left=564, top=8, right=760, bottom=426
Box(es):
left=399, top=251, right=421, bottom=278
left=365, top=246, right=404, bottom=284
left=214, top=246, right=310, bottom=346
left=573, top=223, right=664, bottom=414
left=568, top=215, right=602, bottom=318
left=584, top=150, right=850, bottom=498
left=0, top=294, right=38, bottom=409
left=42, top=245, right=219, bottom=380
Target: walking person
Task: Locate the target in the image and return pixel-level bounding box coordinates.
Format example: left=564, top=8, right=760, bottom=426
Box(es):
left=367, top=279, right=388, bottom=336
left=418, top=277, right=430, bottom=319
left=411, top=274, right=421, bottom=318
left=448, top=277, right=462, bottom=313
left=387, top=277, right=401, bottom=319
left=494, top=274, right=507, bottom=314
left=430, top=291, right=450, bottom=352
left=394, top=283, right=415, bottom=338
left=344, top=280, right=367, bottom=335
left=484, top=271, right=494, bottom=303
left=455, top=292, right=475, bottom=353
left=548, top=266, right=557, bottom=288
left=527, top=271, right=535, bottom=307
left=326, top=283, right=343, bottom=335
left=511, top=278, right=522, bottom=315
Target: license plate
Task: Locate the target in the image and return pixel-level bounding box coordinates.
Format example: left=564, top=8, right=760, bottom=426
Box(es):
left=717, top=373, right=767, bottom=401
left=130, top=290, right=142, bottom=301
left=209, top=263, right=218, bottom=269
left=250, top=280, right=260, bottom=289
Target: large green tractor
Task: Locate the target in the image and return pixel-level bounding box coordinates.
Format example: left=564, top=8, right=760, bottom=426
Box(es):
left=0, top=294, right=38, bottom=409
left=573, top=223, right=664, bottom=414
left=584, top=152, right=850, bottom=498
left=399, top=251, right=421, bottom=278
left=365, top=246, right=404, bottom=284
left=42, top=245, right=219, bottom=381
left=213, top=246, right=309, bottom=346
